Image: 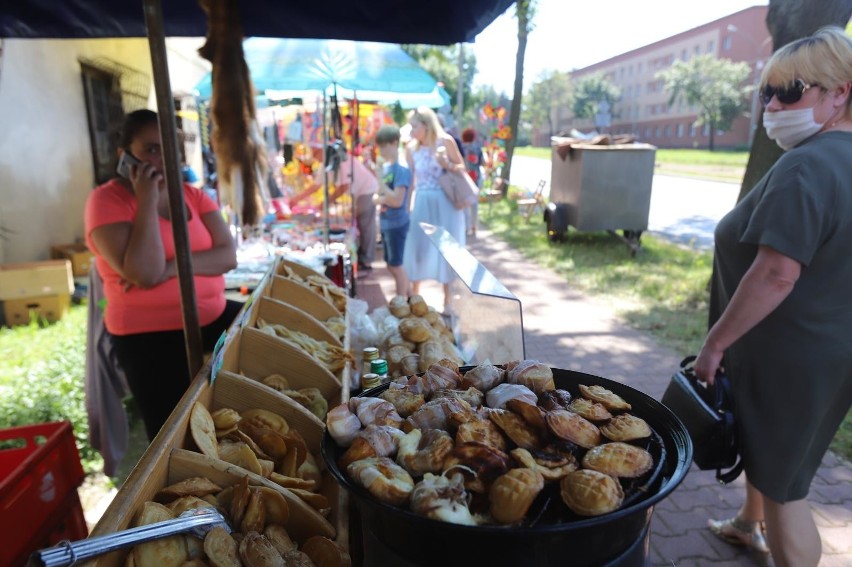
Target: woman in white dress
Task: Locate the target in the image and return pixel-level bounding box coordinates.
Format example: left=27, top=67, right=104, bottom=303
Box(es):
left=402, top=107, right=466, bottom=310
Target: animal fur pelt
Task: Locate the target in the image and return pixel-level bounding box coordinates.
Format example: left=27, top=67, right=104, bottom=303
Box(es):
left=198, top=0, right=267, bottom=227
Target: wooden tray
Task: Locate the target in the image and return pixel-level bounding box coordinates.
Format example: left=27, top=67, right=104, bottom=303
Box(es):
left=220, top=327, right=342, bottom=406
left=249, top=296, right=342, bottom=347
left=266, top=275, right=341, bottom=321
left=276, top=257, right=333, bottom=283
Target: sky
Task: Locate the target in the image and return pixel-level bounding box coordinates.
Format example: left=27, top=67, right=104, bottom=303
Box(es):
left=470, top=0, right=769, bottom=94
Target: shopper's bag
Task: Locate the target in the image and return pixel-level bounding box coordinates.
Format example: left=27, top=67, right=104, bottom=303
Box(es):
left=661, top=356, right=743, bottom=484
left=438, top=169, right=479, bottom=210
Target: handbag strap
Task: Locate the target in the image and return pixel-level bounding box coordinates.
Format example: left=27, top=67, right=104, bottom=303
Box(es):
left=680, top=356, right=744, bottom=484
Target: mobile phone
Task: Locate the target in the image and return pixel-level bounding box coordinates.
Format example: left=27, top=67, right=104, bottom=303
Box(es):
left=116, top=151, right=141, bottom=179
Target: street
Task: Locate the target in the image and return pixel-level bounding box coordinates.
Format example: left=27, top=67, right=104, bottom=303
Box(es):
left=509, top=155, right=741, bottom=251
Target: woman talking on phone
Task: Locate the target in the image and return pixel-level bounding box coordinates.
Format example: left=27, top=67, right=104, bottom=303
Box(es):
left=85, top=109, right=241, bottom=440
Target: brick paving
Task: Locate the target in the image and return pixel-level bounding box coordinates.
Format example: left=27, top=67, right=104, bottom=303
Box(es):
left=358, top=227, right=852, bottom=567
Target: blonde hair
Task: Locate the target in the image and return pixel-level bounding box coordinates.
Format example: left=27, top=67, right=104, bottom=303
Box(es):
left=408, top=106, right=445, bottom=148
left=760, top=26, right=852, bottom=119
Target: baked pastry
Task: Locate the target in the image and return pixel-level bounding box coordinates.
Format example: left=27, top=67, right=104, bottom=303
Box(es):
left=389, top=295, right=411, bottom=318
left=545, top=409, right=601, bottom=449
left=460, top=364, right=505, bottom=391
left=600, top=414, right=652, bottom=442
left=386, top=345, right=412, bottom=374
left=578, top=384, right=632, bottom=411
left=560, top=470, right=624, bottom=516
left=418, top=340, right=443, bottom=371
left=347, top=457, right=414, bottom=506
left=396, top=428, right=454, bottom=476
left=507, top=360, right=555, bottom=394
left=581, top=442, right=653, bottom=478
left=567, top=398, right=613, bottom=422
left=489, top=467, right=544, bottom=524
left=399, top=317, right=433, bottom=343
left=408, top=294, right=429, bottom=316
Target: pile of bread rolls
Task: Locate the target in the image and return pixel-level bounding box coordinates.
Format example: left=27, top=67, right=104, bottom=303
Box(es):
left=381, top=295, right=463, bottom=378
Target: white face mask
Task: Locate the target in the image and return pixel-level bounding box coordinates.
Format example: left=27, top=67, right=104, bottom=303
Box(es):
left=763, top=107, right=824, bottom=150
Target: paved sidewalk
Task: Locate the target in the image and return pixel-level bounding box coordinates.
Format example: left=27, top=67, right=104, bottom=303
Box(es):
left=358, top=228, right=852, bottom=567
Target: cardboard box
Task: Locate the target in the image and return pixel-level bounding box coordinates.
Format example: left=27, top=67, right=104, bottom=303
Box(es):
left=0, top=260, right=74, bottom=301
left=3, top=294, right=71, bottom=326
left=50, top=243, right=94, bottom=277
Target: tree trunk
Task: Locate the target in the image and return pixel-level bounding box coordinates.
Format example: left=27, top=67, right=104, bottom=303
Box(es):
left=738, top=0, right=852, bottom=202
left=708, top=119, right=716, bottom=151
left=502, top=3, right=530, bottom=187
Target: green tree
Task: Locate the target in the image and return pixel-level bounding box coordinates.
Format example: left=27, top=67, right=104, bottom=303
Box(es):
left=524, top=70, right=572, bottom=139
left=401, top=44, right=477, bottom=115
left=502, top=0, right=537, bottom=186
left=571, top=73, right=621, bottom=120
left=657, top=55, right=751, bottom=151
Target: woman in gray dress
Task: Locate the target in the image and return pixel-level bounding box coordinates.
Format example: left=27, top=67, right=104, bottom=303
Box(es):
left=694, top=27, right=852, bottom=567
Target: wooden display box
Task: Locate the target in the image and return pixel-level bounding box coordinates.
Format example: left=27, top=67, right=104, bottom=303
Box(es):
left=265, top=275, right=341, bottom=321
left=248, top=296, right=342, bottom=347
left=89, top=370, right=348, bottom=567
left=0, top=260, right=73, bottom=301
left=3, top=293, right=71, bottom=326
left=220, top=327, right=344, bottom=407
left=276, top=257, right=333, bottom=283
left=50, top=243, right=94, bottom=278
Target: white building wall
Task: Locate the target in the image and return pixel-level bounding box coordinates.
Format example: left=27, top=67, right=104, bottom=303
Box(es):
left=0, top=37, right=209, bottom=264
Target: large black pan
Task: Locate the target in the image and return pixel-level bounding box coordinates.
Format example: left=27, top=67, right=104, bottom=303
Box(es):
left=322, top=367, right=692, bottom=567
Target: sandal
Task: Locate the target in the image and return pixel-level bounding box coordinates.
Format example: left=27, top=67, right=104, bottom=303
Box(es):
left=708, top=516, right=770, bottom=555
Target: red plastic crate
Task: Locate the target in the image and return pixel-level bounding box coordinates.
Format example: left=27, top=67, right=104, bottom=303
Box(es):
left=0, top=421, right=87, bottom=567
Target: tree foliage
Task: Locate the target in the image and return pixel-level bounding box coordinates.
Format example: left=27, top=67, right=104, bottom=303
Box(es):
left=571, top=73, right=621, bottom=120
left=400, top=44, right=477, bottom=115
left=524, top=70, right=572, bottom=138
left=656, top=55, right=751, bottom=150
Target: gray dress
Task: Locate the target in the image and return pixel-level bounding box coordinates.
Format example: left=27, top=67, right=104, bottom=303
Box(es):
left=710, top=131, right=852, bottom=502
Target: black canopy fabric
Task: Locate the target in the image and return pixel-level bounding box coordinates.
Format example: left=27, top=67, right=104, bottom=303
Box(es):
left=0, top=0, right=514, bottom=44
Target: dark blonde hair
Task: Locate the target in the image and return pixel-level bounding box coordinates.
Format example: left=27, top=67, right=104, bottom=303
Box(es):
left=408, top=106, right=444, bottom=148
left=761, top=26, right=852, bottom=119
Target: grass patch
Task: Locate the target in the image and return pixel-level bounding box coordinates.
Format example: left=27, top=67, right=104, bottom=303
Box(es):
left=654, top=148, right=748, bottom=166
left=480, top=198, right=852, bottom=461
left=0, top=305, right=102, bottom=473
left=480, top=199, right=711, bottom=354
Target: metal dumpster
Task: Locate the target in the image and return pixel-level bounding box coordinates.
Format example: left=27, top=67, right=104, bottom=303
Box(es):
left=544, top=139, right=656, bottom=253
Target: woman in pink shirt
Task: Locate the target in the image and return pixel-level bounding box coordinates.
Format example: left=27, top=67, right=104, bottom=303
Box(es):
left=85, top=110, right=240, bottom=440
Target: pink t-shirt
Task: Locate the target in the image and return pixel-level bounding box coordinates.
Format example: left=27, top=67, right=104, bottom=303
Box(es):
left=85, top=179, right=226, bottom=335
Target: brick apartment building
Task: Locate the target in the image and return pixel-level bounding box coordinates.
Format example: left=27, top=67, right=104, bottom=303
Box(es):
left=540, top=5, right=771, bottom=149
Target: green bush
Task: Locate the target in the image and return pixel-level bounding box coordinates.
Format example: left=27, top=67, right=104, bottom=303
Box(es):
left=0, top=306, right=101, bottom=473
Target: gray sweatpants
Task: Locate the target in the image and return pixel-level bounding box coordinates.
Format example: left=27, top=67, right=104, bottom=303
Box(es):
left=355, top=193, right=377, bottom=268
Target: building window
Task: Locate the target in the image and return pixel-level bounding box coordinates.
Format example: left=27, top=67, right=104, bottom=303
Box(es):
left=694, top=45, right=701, bottom=55
left=663, top=125, right=671, bottom=137
left=644, top=127, right=651, bottom=138
left=723, top=36, right=732, bottom=50
left=677, top=123, right=685, bottom=138
left=655, top=126, right=661, bottom=138
left=637, top=62, right=643, bottom=74
left=80, top=63, right=125, bottom=185
left=690, top=124, right=697, bottom=137
left=703, top=124, right=710, bottom=136
left=681, top=49, right=688, bottom=61
left=707, top=40, right=715, bottom=53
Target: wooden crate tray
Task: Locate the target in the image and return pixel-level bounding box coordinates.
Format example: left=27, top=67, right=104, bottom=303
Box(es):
left=265, top=275, right=342, bottom=320
left=220, top=327, right=343, bottom=406
left=276, top=257, right=333, bottom=283
left=248, top=296, right=342, bottom=347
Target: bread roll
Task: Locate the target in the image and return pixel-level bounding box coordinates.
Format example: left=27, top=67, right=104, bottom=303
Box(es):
left=400, top=353, right=421, bottom=376
left=389, top=295, right=411, bottom=318
left=507, top=360, right=555, bottom=394
left=423, top=306, right=441, bottom=325
left=418, top=340, right=443, bottom=371
left=408, top=294, right=429, bottom=316
left=399, top=317, right=433, bottom=343
left=386, top=345, right=412, bottom=374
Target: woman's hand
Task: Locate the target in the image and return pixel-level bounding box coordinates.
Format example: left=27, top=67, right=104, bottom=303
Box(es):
left=130, top=161, right=163, bottom=202
left=694, top=341, right=724, bottom=386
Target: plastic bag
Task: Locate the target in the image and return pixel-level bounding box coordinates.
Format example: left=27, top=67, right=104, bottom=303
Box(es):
left=348, top=298, right=378, bottom=388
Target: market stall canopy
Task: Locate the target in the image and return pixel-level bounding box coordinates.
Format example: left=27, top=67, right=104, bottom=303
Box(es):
left=0, top=0, right=514, bottom=44
left=195, top=38, right=448, bottom=107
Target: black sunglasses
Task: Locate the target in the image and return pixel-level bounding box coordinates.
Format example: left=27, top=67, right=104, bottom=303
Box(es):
left=760, top=78, right=820, bottom=106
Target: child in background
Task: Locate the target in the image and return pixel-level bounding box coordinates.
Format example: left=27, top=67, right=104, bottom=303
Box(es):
left=372, top=125, right=412, bottom=296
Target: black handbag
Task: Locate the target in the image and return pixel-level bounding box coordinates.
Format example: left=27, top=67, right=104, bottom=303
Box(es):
left=661, top=356, right=744, bottom=484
